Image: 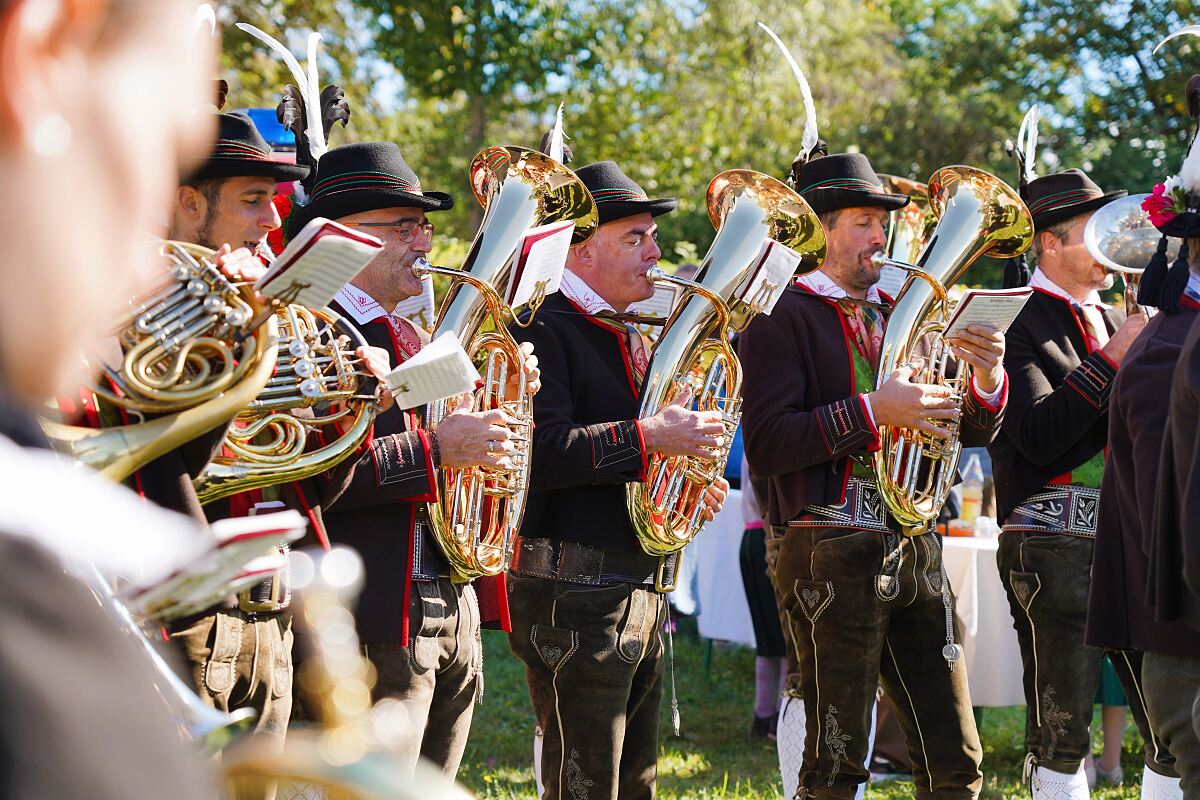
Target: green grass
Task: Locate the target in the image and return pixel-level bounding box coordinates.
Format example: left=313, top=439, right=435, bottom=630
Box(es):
left=459, top=623, right=1146, bottom=799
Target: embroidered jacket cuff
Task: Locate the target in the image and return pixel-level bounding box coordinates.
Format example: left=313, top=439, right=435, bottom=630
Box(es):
left=968, top=373, right=1007, bottom=413
left=815, top=394, right=880, bottom=458
left=963, top=373, right=1008, bottom=430
left=584, top=419, right=646, bottom=477
left=370, top=431, right=437, bottom=501
left=1063, top=352, right=1118, bottom=410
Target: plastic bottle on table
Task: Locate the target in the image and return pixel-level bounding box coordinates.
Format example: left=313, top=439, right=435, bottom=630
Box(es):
left=960, top=453, right=984, bottom=525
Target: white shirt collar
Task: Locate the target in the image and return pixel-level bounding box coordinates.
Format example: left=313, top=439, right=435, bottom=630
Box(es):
left=795, top=269, right=884, bottom=304
left=335, top=283, right=390, bottom=324
left=1028, top=268, right=1108, bottom=309
left=559, top=269, right=617, bottom=314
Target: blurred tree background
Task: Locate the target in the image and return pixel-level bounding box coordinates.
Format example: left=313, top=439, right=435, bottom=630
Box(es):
left=217, top=0, right=1198, bottom=286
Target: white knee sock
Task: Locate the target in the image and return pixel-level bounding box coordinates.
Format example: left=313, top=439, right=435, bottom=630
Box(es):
left=1141, top=765, right=1183, bottom=800
left=533, top=726, right=544, bottom=797
left=1031, top=764, right=1090, bottom=800
left=775, top=695, right=875, bottom=800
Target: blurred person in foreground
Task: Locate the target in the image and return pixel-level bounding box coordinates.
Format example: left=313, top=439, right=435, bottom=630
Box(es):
left=0, top=0, right=219, bottom=797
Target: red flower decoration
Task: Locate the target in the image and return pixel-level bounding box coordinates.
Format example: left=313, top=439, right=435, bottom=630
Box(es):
left=266, top=192, right=294, bottom=256
left=1143, top=184, right=1176, bottom=227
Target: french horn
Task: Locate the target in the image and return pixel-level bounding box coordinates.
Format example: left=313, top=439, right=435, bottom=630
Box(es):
left=1083, top=192, right=1176, bottom=317
left=627, top=170, right=825, bottom=578
left=193, top=304, right=380, bottom=505
left=40, top=241, right=278, bottom=481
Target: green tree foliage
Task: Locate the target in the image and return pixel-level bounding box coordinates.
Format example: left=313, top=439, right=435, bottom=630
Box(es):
left=215, top=1, right=1198, bottom=288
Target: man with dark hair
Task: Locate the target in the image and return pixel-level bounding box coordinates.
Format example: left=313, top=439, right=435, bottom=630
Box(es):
left=988, top=169, right=1171, bottom=798
left=741, top=150, right=1008, bottom=799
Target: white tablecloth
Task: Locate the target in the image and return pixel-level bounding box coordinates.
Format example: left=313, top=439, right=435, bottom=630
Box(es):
left=942, top=534, right=1025, bottom=707
left=691, top=503, right=1027, bottom=706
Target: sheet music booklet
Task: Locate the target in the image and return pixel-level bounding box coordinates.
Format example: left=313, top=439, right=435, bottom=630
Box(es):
left=384, top=332, right=482, bottom=410
left=737, top=240, right=804, bottom=315
left=943, top=287, right=1034, bottom=339
left=254, top=217, right=383, bottom=309
left=506, top=219, right=574, bottom=308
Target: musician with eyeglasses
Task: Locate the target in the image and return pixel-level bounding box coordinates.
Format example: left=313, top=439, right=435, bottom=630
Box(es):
left=279, top=140, right=541, bottom=778
left=986, top=168, right=1175, bottom=797
left=504, top=157, right=729, bottom=800
left=739, top=148, right=1008, bottom=799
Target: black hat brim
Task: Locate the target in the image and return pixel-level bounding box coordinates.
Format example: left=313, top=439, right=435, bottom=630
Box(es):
left=803, top=188, right=910, bottom=217
left=1033, top=189, right=1127, bottom=230
left=596, top=197, right=678, bottom=225
left=286, top=188, right=454, bottom=241
left=186, top=158, right=310, bottom=185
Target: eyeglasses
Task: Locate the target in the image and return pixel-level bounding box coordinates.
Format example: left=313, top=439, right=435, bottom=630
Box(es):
left=345, top=220, right=435, bottom=242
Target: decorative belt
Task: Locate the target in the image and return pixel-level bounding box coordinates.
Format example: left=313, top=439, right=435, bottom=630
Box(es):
left=1003, top=484, right=1100, bottom=538
left=788, top=477, right=894, bottom=534
left=511, top=537, right=679, bottom=593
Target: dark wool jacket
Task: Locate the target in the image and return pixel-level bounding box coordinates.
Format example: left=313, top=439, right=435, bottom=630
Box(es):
left=1148, top=309, right=1200, bottom=637
left=508, top=292, right=649, bottom=552
left=989, top=288, right=1123, bottom=520
left=1088, top=300, right=1200, bottom=655
left=739, top=285, right=1005, bottom=526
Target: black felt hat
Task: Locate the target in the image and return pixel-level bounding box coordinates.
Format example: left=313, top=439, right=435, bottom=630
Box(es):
left=1025, top=169, right=1125, bottom=231
left=791, top=153, right=910, bottom=216
left=573, top=161, right=678, bottom=225
left=285, top=142, right=454, bottom=239
left=187, top=113, right=309, bottom=185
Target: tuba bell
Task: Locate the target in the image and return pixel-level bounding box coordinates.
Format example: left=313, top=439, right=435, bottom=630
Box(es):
left=413, top=145, right=597, bottom=581
left=869, top=166, right=1034, bottom=533
left=1083, top=192, right=1176, bottom=317
left=627, top=170, right=826, bottom=576
left=40, top=241, right=278, bottom=481
left=192, top=304, right=380, bottom=505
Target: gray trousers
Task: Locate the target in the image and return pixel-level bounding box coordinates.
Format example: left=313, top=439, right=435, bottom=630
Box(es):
left=363, top=577, right=482, bottom=778
left=997, top=531, right=1174, bottom=776
left=1144, top=653, right=1200, bottom=796
left=507, top=572, right=667, bottom=800
left=171, top=609, right=293, bottom=800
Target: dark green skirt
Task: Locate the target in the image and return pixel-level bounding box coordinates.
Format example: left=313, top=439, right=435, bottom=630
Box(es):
left=1095, top=655, right=1127, bottom=706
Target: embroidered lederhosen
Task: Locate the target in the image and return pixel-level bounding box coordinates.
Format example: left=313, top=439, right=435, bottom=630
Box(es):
left=1003, top=484, right=1101, bottom=538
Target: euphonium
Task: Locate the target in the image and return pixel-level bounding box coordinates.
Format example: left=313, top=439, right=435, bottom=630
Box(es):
left=869, top=166, right=1034, bottom=533
left=193, top=304, right=379, bottom=504
left=414, top=146, right=597, bottom=580
left=878, top=175, right=937, bottom=265
left=40, top=241, right=278, bottom=481
left=1083, top=192, right=1173, bottom=317
left=627, top=170, right=826, bottom=571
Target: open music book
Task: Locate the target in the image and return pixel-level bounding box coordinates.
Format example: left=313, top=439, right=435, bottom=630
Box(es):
left=943, top=287, right=1034, bottom=339
left=254, top=217, right=383, bottom=309
left=384, top=332, right=482, bottom=410
left=628, top=283, right=682, bottom=320
left=506, top=219, right=574, bottom=308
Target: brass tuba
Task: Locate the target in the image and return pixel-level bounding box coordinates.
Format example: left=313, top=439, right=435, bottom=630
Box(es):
left=1083, top=192, right=1174, bottom=317
left=192, top=304, right=380, bottom=505
left=869, top=166, right=1033, bottom=533
left=627, top=170, right=826, bottom=573
left=414, top=146, right=597, bottom=580
left=40, top=241, right=278, bottom=481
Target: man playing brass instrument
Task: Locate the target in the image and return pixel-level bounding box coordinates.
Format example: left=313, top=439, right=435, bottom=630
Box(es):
left=281, top=140, right=540, bottom=777
left=505, top=158, right=729, bottom=800
left=987, top=169, right=1175, bottom=797
left=740, top=150, right=1008, bottom=799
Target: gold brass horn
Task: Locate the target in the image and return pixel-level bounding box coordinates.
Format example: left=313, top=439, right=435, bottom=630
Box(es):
left=869, top=165, right=1033, bottom=533
left=40, top=241, right=278, bottom=481
left=413, top=145, right=597, bottom=581
left=1083, top=192, right=1176, bottom=317
left=627, top=170, right=825, bottom=575
left=193, top=304, right=380, bottom=505
left=878, top=175, right=937, bottom=266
